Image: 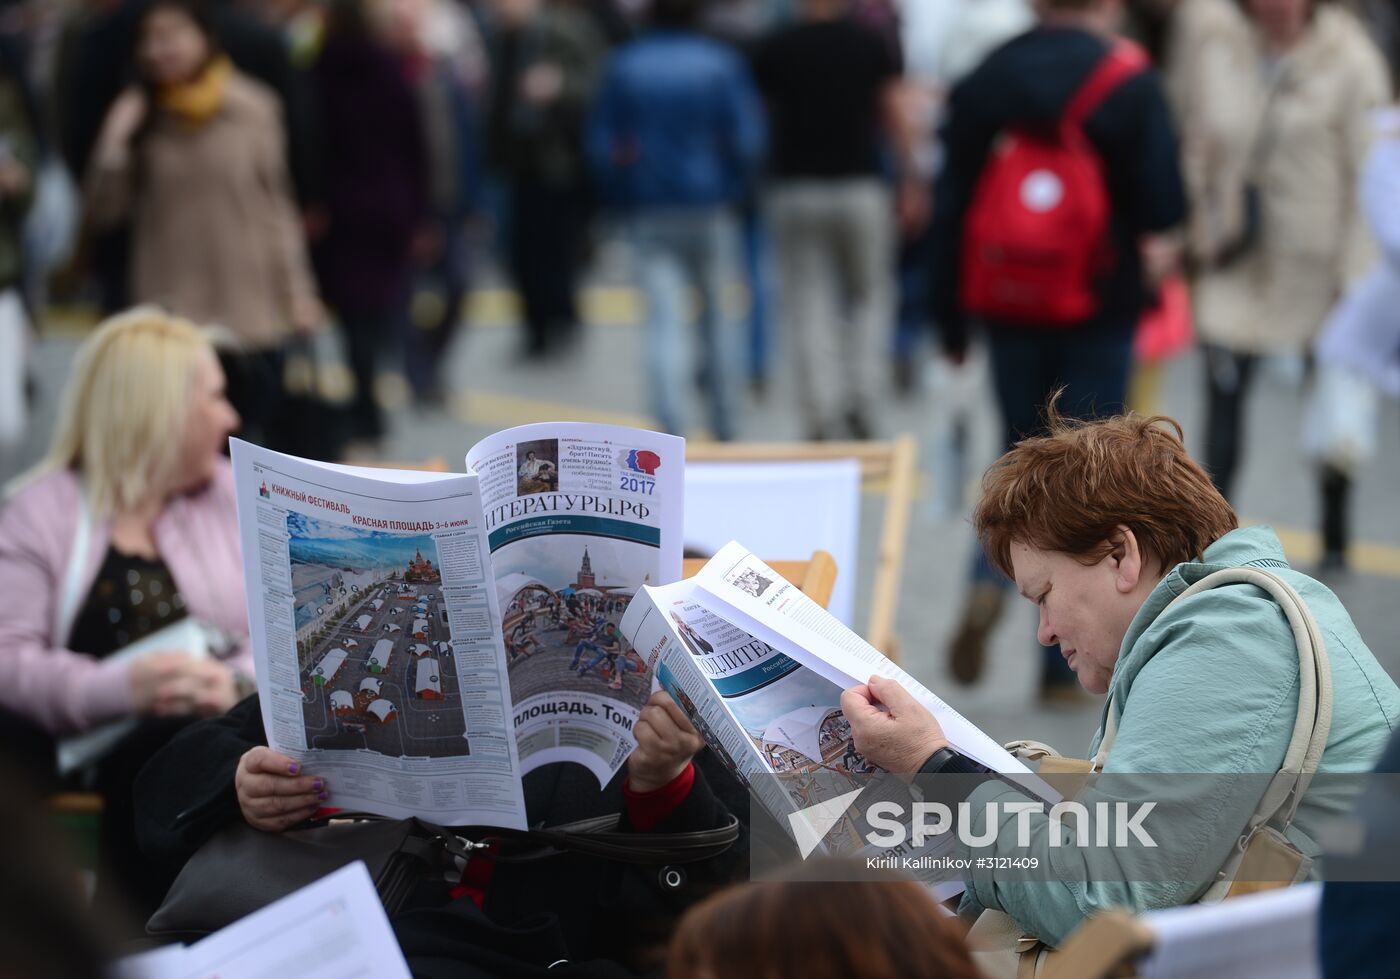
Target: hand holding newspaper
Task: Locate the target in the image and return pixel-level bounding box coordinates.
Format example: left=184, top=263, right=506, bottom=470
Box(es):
left=621, top=541, right=1054, bottom=872
left=229, top=424, right=681, bottom=828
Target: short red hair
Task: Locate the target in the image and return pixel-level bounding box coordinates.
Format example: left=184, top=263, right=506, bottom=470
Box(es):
left=974, top=398, right=1238, bottom=578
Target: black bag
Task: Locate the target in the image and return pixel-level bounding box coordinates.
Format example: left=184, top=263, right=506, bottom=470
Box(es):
left=147, top=811, right=740, bottom=939
left=271, top=334, right=353, bottom=460
left=1212, top=180, right=1262, bottom=270
left=147, top=816, right=468, bottom=939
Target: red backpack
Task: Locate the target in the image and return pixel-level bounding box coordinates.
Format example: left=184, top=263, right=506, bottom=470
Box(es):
left=959, top=44, right=1147, bottom=327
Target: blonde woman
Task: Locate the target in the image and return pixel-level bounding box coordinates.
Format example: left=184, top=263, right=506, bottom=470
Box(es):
left=0, top=308, right=249, bottom=915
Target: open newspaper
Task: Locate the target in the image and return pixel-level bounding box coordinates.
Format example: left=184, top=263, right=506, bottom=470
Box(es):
left=229, top=424, right=681, bottom=828
left=620, top=543, right=1056, bottom=867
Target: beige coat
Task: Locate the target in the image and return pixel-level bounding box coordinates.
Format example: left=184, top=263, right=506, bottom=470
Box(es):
left=86, top=72, right=316, bottom=351
left=1174, top=5, right=1388, bottom=354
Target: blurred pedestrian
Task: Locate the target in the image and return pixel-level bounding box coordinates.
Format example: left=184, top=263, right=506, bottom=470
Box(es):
left=588, top=0, right=766, bottom=439
left=312, top=0, right=428, bottom=441
left=1181, top=0, right=1387, bottom=563
left=84, top=0, right=322, bottom=448
left=929, top=0, right=1186, bottom=698
left=892, top=0, right=1032, bottom=393
left=754, top=0, right=919, bottom=441
left=1305, top=107, right=1400, bottom=570
left=55, top=0, right=322, bottom=311
left=383, top=0, right=484, bottom=409
left=486, top=0, right=605, bottom=359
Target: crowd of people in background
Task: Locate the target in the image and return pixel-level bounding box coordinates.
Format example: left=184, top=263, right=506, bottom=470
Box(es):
left=0, top=0, right=1390, bottom=506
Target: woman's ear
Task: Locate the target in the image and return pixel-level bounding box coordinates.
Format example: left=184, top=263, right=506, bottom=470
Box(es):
left=1110, top=525, right=1143, bottom=594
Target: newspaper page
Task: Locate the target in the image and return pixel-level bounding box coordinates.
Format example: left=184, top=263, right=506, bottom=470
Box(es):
left=229, top=439, right=527, bottom=828
left=691, top=541, right=1054, bottom=797
left=465, top=423, right=683, bottom=784
left=621, top=579, right=959, bottom=879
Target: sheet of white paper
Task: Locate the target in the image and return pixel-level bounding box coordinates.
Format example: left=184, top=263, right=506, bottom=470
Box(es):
left=111, top=943, right=188, bottom=979
left=465, top=423, right=684, bottom=785
left=57, top=618, right=212, bottom=775
left=683, top=460, right=860, bottom=626
left=230, top=439, right=527, bottom=828
left=167, top=862, right=409, bottom=979
left=1139, top=883, right=1322, bottom=979
left=691, top=541, right=1053, bottom=796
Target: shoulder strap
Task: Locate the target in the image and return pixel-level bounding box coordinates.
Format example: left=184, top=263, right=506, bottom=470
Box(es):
left=54, top=489, right=93, bottom=647
left=1062, top=42, right=1148, bottom=135
left=1164, top=567, right=1332, bottom=834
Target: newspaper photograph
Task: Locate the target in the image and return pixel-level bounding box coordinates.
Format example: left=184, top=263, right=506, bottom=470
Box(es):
left=230, top=440, right=528, bottom=828
left=466, top=423, right=684, bottom=784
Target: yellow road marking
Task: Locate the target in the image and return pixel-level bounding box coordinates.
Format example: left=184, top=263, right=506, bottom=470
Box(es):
left=453, top=389, right=656, bottom=430
left=1265, top=523, right=1400, bottom=580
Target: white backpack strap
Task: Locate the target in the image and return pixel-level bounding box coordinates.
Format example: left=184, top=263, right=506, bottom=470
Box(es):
left=53, top=491, right=93, bottom=647
left=1165, top=567, right=1332, bottom=838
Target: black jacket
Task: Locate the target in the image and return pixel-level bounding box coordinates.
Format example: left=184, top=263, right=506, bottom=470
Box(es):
left=134, top=695, right=749, bottom=975
left=929, top=25, right=1187, bottom=354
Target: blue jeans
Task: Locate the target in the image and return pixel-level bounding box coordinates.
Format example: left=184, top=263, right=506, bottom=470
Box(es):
left=571, top=640, right=599, bottom=669
left=974, top=324, right=1136, bottom=685
left=630, top=208, right=745, bottom=440
left=582, top=648, right=627, bottom=674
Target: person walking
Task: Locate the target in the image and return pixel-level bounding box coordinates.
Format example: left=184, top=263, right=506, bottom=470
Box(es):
left=1180, top=0, right=1387, bottom=569
left=486, top=0, right=605, bottom=359
left=587, top=0, right=765, bottom=440
left=753, top=0, right=917, bottom=441
left=929, top=0, right=1186, bottom=697
left=85, top=0, right=322, bottom=448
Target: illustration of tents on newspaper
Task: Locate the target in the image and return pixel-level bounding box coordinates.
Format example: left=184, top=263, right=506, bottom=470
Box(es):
left=313, top=648, right=347, bottom=686
left=330, top=690, right=355, bottom=716
left=367, top=699, right=398, bottom=724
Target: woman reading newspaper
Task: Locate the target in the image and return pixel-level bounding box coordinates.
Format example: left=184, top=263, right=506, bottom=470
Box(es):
left=134, top=689, right=748, bottom=974
left=842, top=402, right=1399, bottom=952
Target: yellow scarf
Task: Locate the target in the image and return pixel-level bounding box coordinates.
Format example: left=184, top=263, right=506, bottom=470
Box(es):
left=159, top=56, right=232, bottom=125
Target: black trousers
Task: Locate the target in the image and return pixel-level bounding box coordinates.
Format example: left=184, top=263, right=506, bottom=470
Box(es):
left=1205, top=345, right=1352, bottom=559
left=1202, top=344, right=1259, bottom=500
left=508, top=177, right=588, bottom=354
left=338, top=302, right=402, bottom=440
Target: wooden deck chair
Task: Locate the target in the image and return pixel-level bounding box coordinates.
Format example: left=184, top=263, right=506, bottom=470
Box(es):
left=685, top=436, right=918, bottom=659
left=682, top=549, right=838, bottom=610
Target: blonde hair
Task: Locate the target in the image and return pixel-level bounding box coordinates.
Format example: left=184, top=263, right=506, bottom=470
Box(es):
left=16, top=308, right=215, bottom=515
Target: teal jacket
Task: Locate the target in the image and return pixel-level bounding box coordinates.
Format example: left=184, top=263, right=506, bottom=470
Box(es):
left=956, top=526, right=1400, bottom=944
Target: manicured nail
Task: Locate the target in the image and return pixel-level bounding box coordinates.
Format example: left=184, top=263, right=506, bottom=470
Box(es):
left=319, top=791, right=329, bottom=800
left=288, top=763, right=299, bottom=775
left=312, top=779, right=323, bottom=792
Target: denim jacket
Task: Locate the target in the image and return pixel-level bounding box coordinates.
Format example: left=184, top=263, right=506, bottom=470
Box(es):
left=586, top=31, right=766, bottom=210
